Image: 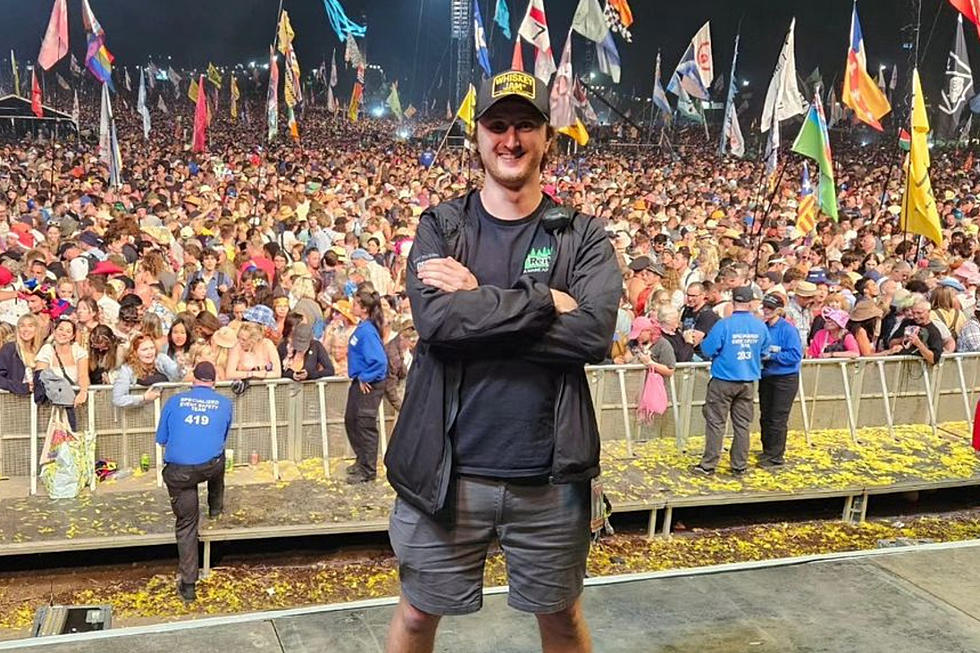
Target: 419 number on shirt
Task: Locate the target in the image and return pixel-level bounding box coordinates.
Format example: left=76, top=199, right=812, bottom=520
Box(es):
left=184, top=414, right=210, bottom=426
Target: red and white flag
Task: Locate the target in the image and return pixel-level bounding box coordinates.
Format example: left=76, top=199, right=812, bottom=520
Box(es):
left=518, top=0, right=556, bottom=82
left=31, top=70, right=43, bottom=117
left=37, top=0, right=69, bottom=71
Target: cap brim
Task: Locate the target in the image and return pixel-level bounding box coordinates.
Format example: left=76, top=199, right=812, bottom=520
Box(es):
left=474, top=95, right=549, bottom=122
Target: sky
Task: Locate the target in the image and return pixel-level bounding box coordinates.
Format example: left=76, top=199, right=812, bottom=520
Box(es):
left=0, top=0, right=975, bottom=115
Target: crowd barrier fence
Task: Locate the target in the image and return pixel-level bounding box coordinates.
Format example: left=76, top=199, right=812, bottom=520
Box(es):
left=2, top=353, right=979, bottom=496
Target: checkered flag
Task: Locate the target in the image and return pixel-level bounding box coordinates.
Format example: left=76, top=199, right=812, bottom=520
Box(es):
left=603, top=1, right=631, bottom=43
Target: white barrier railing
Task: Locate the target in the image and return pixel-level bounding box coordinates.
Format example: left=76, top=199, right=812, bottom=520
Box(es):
left=3, top=353, right=979, bottom=496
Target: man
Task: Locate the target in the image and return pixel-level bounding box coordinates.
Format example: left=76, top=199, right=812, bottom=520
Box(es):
left=784, top=280, right=817, bottom=347
left=695, top=286, right=770, bottom=476
left=888, top=298, right=944, bottom=365
left=156, top=362, right=233, bottom=602
left=626, top=256, right=664, bottom=316
left=384, top=70, right=620, bottom=653
left=680, top=282, right=718, bottom=360
left=183, top=247, right=231, bottom=305
left=758, top=293, right=802, bottom=467
left=351, top=247, right=394, bottom=296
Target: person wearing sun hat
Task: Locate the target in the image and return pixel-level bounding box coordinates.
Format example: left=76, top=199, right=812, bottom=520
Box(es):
left=807, top=307, right=860, bottom=359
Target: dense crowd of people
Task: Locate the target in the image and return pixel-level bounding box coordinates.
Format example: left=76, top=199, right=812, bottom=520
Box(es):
left=2, top=83, right=980, bottom=464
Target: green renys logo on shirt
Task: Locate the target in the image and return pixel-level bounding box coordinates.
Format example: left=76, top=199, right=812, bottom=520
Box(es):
left=523, top=246, right=553, bottom=274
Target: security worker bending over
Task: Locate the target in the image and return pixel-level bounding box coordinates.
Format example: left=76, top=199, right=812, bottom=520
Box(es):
left=155, top=361, right=233, bottom=602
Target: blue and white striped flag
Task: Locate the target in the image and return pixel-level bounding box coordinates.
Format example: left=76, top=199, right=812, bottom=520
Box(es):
left=652, top=51, right=671, bottom=118
left=473, top=0, right=492, bottom=77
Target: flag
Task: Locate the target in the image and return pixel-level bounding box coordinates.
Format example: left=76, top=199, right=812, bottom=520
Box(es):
left=345, top=32, right=363, bottom=68
left=284, top=46, right=302, bottom=108
left=327, top=86, right=337, bottom=112
left=761, top=18, right=806, bottom=132
left=446, top=98, right=452, bottom=120
left=287, top=105, right=299, bottom=141
left=596, top=31, right=621, bottom=84
left=157, top=94, right=168, bottom=114
left=901, top=69, right=943, bottom=245
left=764, top=112, right=779, bottom=179
left=330, top=50, right=338, bottom=87
left=72, top=89, right=79, bottom=126
left=949, top=0, right=980, bottom=39
left=939, top=15, right=974, bottom=140
left=348, top=64, right=364, bottom=123
left=10, top=51, right=19, bottom=96
left=231, top=75, right=240, bottom=119
left=719, top=34, right=743, bottom=157
left=81, top=0, right=114, bottom=91
left=792, top=93, right=839, bottom=221
left=960, top=113, right=974, bottom=143
left=676, top=85, right=704, bottom=124
left=473, top=0, right=492, bottom=77
left=70, top=53, right=82, bottom=76
left=137, top=68, right=151, bottom=139
left=876, top=65, right=887, bottom=94
left=550, top=30, right=589, bottom=146
left=842, top=4, right=891, bottom=131
left=828, top=87, right=842, bottom=128
left=37, top=0, right=69, bottom=71
left=890, top=64, right=898, bottom=93
left=188, top=77, right=199, bottom=103
left=796, top=162, right=818, bottom=234
left=456, top=83, right=477, bottom=134
left=571, top=0, right=609, bottom=43
left=899, top=128, right=911, bottom=151
left=605, top=0, right=633, bottom=43
left=168, top=66, right=181, bottom=86
left=99, top=83, right=122, bottom=187
left=652, top=51, right=672, bottom=118
left=267, top=46, right=279, bottom=141
left=31, top=71, right=42, bottom=118
left=192, top=75, right=207, bottom=152
left=55, top=73, right=70, bottom=91
left=518, top=0, right=556, bottom=82
left=387, top=80, right=403, bottom=120
left=667, top=21, right=712, bottom=101
left=277, top=10, right=295, bottom=53
left=124, top=67, right=132, bottom=92
left=512, top=37, right=524, bottom=71
left=805, top=66, right=824, bottom=97
left=494, top=0, right=512, bottom=40
left=146, top=62, right=158, bottom=89
left=572, top=78, right=599, bottom=124
left=207, top=62, right=221, bottom=88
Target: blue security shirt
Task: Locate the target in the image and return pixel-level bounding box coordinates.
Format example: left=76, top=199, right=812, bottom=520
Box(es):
left=155, top=385, right=233, bottom=465
left=700, top=310, right=771, bottom=382
left=762, top=317, right=803, bottom=377
left=347, top=320, right=388, bottom=384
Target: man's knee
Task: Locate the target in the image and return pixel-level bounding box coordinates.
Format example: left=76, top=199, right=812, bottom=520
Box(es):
left=399, top=599, right=441, bottom=635
left=536, top=600, right=585, bottom=633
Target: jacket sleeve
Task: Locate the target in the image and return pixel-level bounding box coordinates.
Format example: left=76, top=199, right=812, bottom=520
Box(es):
left=769, top=324, right=802, bottom=367
left=700, top=321, right=723, bottom=360
left=407, top=213, right=557, bottom=350
left=518, top=217, right=623, bottom=366
left=111, top=366, right=145, bottom=408
left=0, top=343, right=28, bottom=395
left=309, top=341, right=334, bottom=379
left=356, top=328, right=388, bottom=383
left=155, top=398, right=171, bottom=447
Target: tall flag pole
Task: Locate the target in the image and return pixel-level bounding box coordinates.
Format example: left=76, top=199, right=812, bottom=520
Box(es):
left=791, top=92, right=838, bottom=221
left=473, top=0, right=493, bottom=77
left=761, top=18, right=806, bottom=133
left=551, top=30, right=589, bottom=146
left=37, top=0, right=69, bottom=71
left=651, top=51, right=672, bottom=123
left=10, top=51, right=20, bottom=97
left=667, top=21, right=713, bottom=101
left=137, top=67, right=151, bottom=138
left=842, top=2, right=890, bottom=131
left=938, top=15, right=973, bottom=141
left=719, top=33, right=744, bottom=157
left=81, top=0, right=114, bottom=91
left=99, top=83, right=122, bottom=188
left=900, top=69, right=943, bottom=245
left=518, top=0, right=557, bottom=82
left=231, top=75, right=240, bottom=120
left=267, top=46, right=279, bottom=142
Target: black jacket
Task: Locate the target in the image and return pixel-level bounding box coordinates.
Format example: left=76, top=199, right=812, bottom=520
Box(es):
left=384, top=191, right=621, bottom=514
left=0, top=342, right=30, bottom=395
left=277, top=340, right=335, bottom=380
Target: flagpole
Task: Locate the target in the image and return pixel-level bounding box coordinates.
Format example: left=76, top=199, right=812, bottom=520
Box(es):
left=752, top=158, right=789, bottom=273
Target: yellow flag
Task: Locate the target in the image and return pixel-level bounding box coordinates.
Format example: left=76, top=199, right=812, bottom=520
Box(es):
left=207, top=62, right=221, bottom=88
left=558, top=119, right=590, bottom=146
left=277, top=10, right=295, bottom=54
left=230, top=76, right=239, bottom=119
left=900, top=69, right=943, bottom=246
left=456, top=84, right=476, bottom=135
left=188, top=77, right=199, bottom=103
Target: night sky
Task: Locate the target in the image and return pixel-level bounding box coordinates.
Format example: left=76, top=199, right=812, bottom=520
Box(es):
left=0, top=0, right=975, bottom=112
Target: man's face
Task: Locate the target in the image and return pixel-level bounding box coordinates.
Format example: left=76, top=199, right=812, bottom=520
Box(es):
left=685, top=286, right=706, bottom=310
left=476, top=100, right=550, bottom=191
left=912, top=305, right=930, bottom=325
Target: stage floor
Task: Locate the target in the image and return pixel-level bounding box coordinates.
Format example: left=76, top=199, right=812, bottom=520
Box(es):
left=10, top=541, right=980, bottom=652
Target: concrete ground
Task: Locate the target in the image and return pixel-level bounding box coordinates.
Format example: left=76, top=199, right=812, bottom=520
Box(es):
left=9, top=542, right=980, bottom=653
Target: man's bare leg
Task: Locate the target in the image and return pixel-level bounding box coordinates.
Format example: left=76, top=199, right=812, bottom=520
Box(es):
left=385, top=597, right=441, bottom=653
left=535, top=597, right=591, bottom=653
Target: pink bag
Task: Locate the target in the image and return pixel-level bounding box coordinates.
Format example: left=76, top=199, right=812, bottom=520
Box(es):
left=636, top=370, right=668, bottom=424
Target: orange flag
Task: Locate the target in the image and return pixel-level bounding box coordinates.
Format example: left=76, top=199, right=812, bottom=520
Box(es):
left=31, top=70, right=43, bottom=117
left=512, top=37, right=524, bottom=71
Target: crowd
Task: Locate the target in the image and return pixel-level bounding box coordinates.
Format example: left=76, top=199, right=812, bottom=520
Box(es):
left=3, top=82, right=980, bottom=483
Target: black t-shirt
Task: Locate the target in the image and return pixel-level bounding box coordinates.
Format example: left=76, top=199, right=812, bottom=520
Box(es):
left=452, top=195, right=557, bottom=478
left=662, top=330, right=694, bottom=363
left=680, top=304, right=719, bottom=358
left=894, top=318, right=944, bottom=363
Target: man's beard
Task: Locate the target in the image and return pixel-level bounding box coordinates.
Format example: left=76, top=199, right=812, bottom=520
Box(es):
left=480, top=149, right=543, bottom=191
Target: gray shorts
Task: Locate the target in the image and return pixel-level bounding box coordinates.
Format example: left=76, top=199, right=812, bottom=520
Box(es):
left=388, top=476, right=591, bottom=616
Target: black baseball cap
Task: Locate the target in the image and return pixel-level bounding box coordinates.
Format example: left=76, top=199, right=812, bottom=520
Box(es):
left=732, top=286, right=755, bottom=303
left=193, top=361, right=216, bottom=383
left=762, top=293, right=785, bottom=309
left=475, top=70, right=550, bottom=121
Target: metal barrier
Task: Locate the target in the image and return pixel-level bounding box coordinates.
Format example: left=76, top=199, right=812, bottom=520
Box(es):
left=3, top=353, right=980, bottom=496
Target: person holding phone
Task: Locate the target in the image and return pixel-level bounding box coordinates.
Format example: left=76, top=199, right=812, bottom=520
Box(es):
left=278, top=322, right=333, bottom=382
left=888, top=298, right=944, bottom=365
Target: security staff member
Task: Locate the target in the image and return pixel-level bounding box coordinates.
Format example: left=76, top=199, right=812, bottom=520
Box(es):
left=694, top=286, right=770, bottom=476
left=155, top=361, right=233, bottom=602
left=758, top=293, right=802, bottom=467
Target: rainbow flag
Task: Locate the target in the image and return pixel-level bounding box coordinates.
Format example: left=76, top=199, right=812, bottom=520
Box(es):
left=791, top=92, right=838, bottom=220
left=82, top=0, right=114, bottom=91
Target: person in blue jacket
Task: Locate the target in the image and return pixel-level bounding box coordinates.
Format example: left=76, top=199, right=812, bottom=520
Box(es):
left=155, top=361, right=233, bottom=602
left=694, top=285, right=770, bottom=476
left=758, top=293, right=803, bottom=468
left=345, top=284, right=388, bottom=483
